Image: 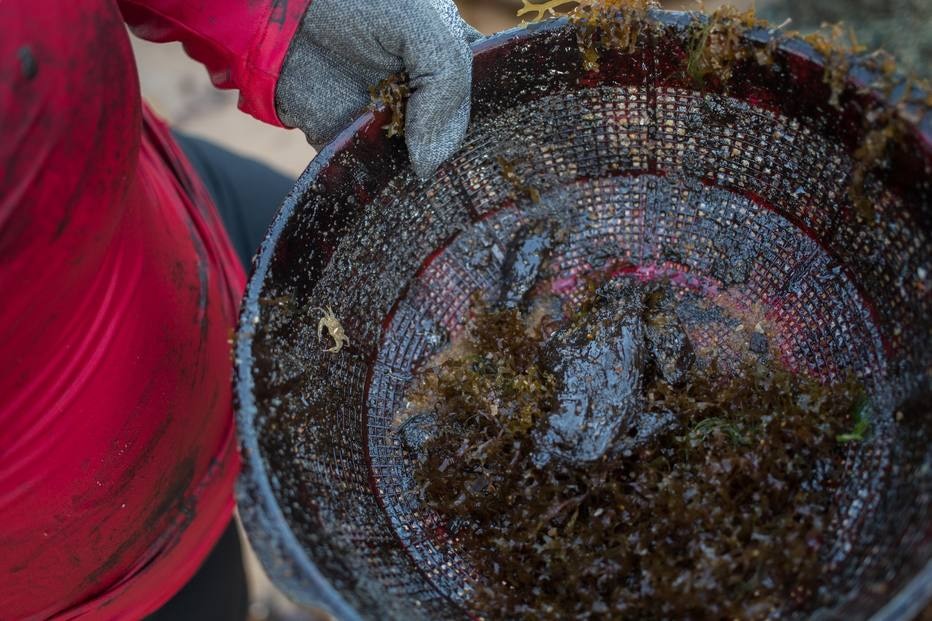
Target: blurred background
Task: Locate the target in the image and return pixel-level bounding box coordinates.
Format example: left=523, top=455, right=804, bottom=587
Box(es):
left=129, top=0, right=929, bottom=618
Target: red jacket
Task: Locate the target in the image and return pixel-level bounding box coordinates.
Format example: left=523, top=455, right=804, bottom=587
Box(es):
left=0, top=1, right=309, bottom=618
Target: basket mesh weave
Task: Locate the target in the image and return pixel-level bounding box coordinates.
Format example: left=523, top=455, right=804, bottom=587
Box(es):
left=235, top=13, right=931, bottom=621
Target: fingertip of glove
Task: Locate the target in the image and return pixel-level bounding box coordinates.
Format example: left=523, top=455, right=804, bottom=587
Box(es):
left=404, top=75, right=472, bottom=178
left=408, top=138, right=457, bottom=179
left=464, top=24, right=485, bottom=45
left=407, top=107, right=470, bottom=179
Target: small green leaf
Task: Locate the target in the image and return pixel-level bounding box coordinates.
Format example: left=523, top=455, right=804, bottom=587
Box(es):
left=837, top=397, right=871, bottom=443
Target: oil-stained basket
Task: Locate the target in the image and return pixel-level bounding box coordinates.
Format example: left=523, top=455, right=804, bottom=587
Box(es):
left=234, top=12, right=932, bottom=621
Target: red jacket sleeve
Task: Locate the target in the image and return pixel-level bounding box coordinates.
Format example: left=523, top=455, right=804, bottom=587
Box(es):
left=119, top=0, right=312, bottom=125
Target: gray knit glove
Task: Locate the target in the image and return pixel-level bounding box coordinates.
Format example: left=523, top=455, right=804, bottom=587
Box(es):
left=276, top=0, right=482, bottom=178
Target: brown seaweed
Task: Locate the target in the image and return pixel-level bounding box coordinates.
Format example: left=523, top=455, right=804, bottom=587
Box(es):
left=400, top=281, right=865, bottom=619
left=369, top=72, right=411, bottom=138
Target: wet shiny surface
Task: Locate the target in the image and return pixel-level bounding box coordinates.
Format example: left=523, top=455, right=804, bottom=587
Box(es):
left=235, top=16, right=931, bottom=621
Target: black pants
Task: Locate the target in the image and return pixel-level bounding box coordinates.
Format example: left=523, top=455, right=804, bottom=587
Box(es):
left=147, top=133, right=294, bottom=620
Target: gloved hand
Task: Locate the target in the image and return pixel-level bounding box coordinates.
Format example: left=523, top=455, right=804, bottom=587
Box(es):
left=276, top=0, right=482, bottom=179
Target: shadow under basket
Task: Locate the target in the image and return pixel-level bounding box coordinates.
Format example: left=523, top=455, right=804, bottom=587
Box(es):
left=234, top=12, right=932, bottom=621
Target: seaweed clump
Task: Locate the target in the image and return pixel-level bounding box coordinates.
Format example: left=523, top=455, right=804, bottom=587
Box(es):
left=846, top=108, right=905, bottom=219
left=369, top=72, right=411, bottom=138
left=802, top=23, right=866, bottom=109
left=497, top=156, right=542, bottom=204
left=399, top=285, right=865, bottom=619
left=518, top=0, right=658, bottom=70
left=791, top=22, right=927, bottom=220
left=685, top=6, right=770, bottom=87
left=522, top=1, right=772, bottom=82
left=570, top=0, right=658, bottom=71
left=397, top=304, right=557, bottom=441
left=842, top=72, right=930, bottom=220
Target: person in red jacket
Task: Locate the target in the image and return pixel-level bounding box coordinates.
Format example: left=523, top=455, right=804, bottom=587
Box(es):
left=0, top=1, right=478, bottom=619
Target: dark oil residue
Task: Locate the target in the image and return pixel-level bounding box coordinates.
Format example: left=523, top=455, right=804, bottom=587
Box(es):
left=570, top=0, right=656, bottom=71
left=396, top=278, right=865, bottom=619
